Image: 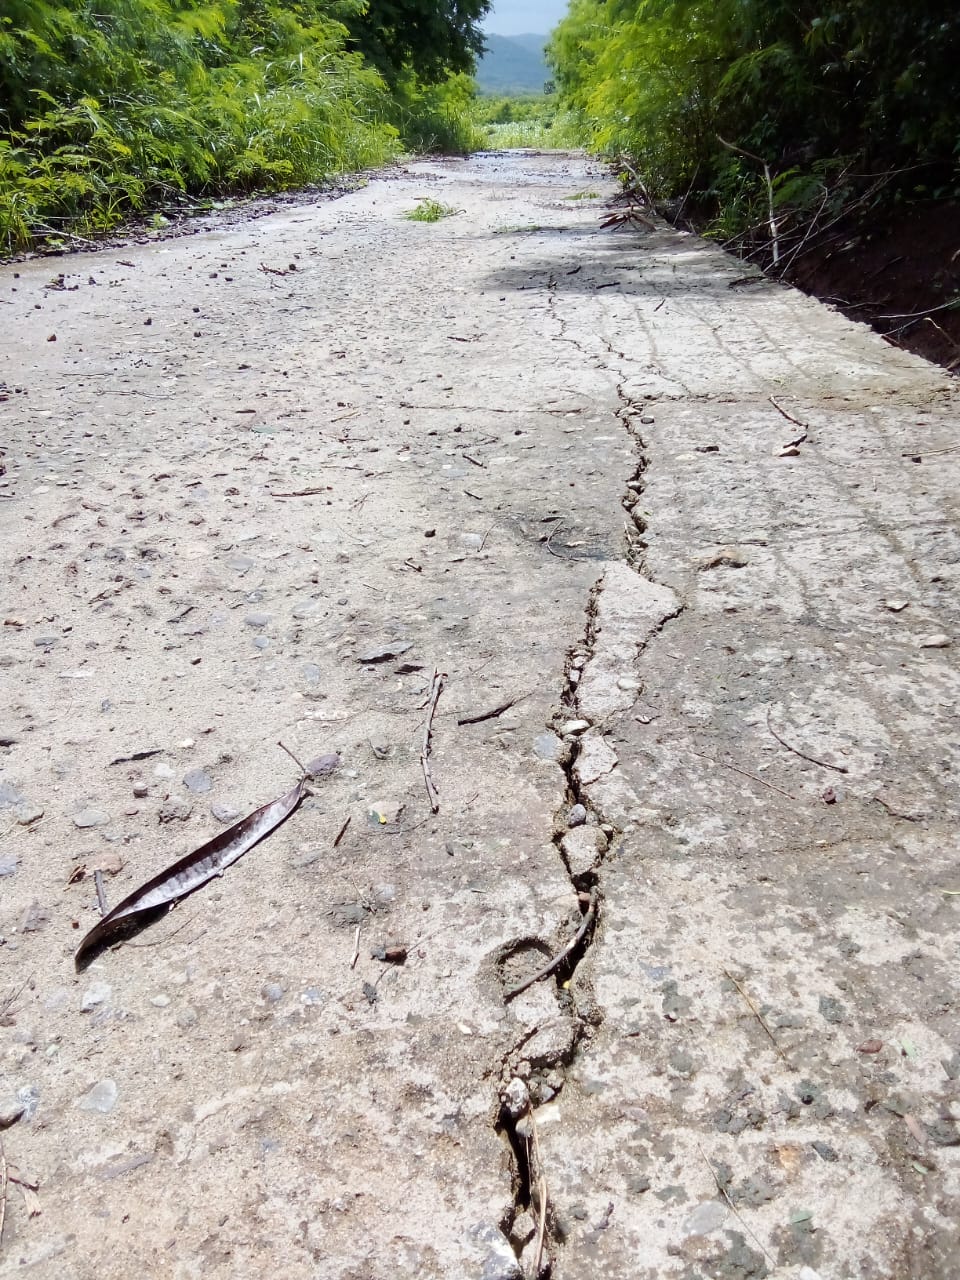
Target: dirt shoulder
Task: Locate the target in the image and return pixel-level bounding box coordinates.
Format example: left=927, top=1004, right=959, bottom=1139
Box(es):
left=1, top=153, right=959, bottom=1280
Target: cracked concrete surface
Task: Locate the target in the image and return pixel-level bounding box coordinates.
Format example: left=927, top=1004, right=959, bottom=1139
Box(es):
left=1, top=152, right=958, bottom=1279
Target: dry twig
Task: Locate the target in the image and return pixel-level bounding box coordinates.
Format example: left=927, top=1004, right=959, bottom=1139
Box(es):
left=457, top=692, right=530, bottom=727
left=697, top=1142, right=775, bottom=1267
left=505, top=889, right=598, bottom=1001
left=768, top=396, right=808, bottom=431
left=872, top=793, right=921, bottom=822
left=692, top=751, right=795, bottom=800
left=766, top=708, right=849, bottom=775
left=94, top=870, right=108, bottom=917
left=723, top=969, right=794, bottom=1070
left=420, top=670, right=445, bottom=814
left=350, top=924, right=361, bottom=971
left=529, top=1108, right=549, bottom=1277
left=333, top=815, right=352, bottom=847
left=0, top=1135, right=6, bottom=1252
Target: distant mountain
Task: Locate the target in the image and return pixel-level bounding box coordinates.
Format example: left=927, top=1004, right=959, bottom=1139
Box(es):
left=476, top=33, right=551, bottom=95
left=509, top=33, right=549, bottom=56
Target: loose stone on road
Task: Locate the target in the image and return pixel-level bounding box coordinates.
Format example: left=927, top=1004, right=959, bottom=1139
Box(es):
left=1, top=152, right=958, bottom=1279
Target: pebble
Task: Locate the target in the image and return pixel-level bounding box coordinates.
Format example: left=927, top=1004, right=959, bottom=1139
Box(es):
left=253, top=635, right=270, bottom=649
left=683, top=1200, right=728, bottom=1237
left=149, top=994, right=170, bottom=1008
left=566, top=804, right=587, bottom=828
left=0, top=1096, right=26, bottom=1128
left=306, top=753, right=341, bottom=778
left=78, top=1078, right=118, bottom=1114
left=561, top=826, right=607, bottom=877
left=0, top=852, right=17, bottom=876
left=884, top=599, right=909, bottom=612
left=81, top=981, right=112, bottom=1012
left=73, top=808, right=108, bottom=829
left=14, top=802, right=43, bottom=825
left=617, top=676, right=641, bottom=691
left=153, top=762, right=175, bottom=779
left=357, top=641, right=413, bottom=663
left=132, top=783, right=149, bottom=798
left=176, top=1007, right=198, bottom=1029
left=919, top=633, right=951, bottom=648
left=210, top=803, right=240, bottom=823
left=245, top=612, right=271, bottom=628
left=261, top=982, right=285, bottom=1004
left=560, top=719, right=590, bottom=736
left=159, top=797, right=192, bottom=822
left=183, top=767, right=212, bottom=794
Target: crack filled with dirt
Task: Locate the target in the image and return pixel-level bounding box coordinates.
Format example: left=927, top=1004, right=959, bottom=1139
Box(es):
left=488, top=285, right=684, bottom=1276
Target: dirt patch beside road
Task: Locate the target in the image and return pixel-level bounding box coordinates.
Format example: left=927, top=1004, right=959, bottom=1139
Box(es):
left=1, top=152, right=958, bottom=1279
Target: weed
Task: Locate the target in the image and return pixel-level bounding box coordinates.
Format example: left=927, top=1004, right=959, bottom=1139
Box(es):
left=404, top=198, right=459, bottom=222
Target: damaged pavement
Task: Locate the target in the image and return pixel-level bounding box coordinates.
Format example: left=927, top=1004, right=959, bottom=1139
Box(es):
left=0, top=152, right=958, bottom=1279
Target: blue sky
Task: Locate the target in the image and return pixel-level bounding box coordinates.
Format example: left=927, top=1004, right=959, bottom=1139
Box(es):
left=482, top=0, right=569, bottom=36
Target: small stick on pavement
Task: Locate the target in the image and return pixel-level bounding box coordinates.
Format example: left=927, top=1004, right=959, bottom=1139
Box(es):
left=768, top=396, right=808, bottom=430
left=1, top=1135, right=7, bottom=1252
left=505, top=889, right=598, bottom=1001
left=94, top=870, right=108, bottom=918
left=350, top=924, right=361, bottom=970
left=766, top=708, right=849, bottom=775
left=277, top=741, right=308, bottom=776
left=457, top=692, right=531, bottom=727
left=724, top=968, right=794, bottom=1070
left=697, top=1142, right=775, bottom=1267
left=421, top=670, right=444, bottom=814
left=692, top=750, right=795, bottom=800
left=872, top=793, right=921, bottom=822
left=529, top=1108, right=549, bottom=1277
left=333, top=815, right=352, bottom=847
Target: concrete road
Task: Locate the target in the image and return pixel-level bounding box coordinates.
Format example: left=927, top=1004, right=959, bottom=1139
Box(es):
left=0, top=152, right=957, bottom=1280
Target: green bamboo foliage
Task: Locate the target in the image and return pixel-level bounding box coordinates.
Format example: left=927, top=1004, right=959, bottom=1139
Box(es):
left=0, top=0, right=487, bottom=250
left=548, top=1, right=960, bottom=226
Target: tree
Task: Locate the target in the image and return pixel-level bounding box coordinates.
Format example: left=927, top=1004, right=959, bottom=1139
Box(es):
left=347, top=0, right=490, bottom=84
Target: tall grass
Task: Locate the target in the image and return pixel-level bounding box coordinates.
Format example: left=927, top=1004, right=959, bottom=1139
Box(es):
left=0, top=0, right=400, bottom=253
left=473, top=94, right=585, bottom=150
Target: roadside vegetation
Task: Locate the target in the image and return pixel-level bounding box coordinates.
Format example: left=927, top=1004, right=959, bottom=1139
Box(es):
left=474, top=93, right=583, bottom=150
left=0, top=0, right=487, bottom=252
left=548, top=2, right=960, bottom=260
left=547, top=1, right=960, bottom=367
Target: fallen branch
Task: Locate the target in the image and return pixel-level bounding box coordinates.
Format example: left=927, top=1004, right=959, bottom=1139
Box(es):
left=333, top=815, right=352, bottom=847
left=504, top=889, right=598, bottom=1001
left=420, top=670, right=444, bottom=814
left=766, top=708, right=849, bottom=775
